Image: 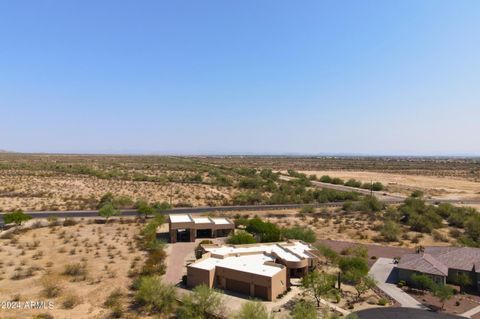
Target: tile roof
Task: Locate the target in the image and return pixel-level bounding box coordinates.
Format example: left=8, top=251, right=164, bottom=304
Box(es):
left=397, top=246, right=480, bottom=276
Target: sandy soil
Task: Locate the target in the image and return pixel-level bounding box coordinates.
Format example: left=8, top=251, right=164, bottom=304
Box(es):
left=301, top=170, right=480, bottom=200
left=0, top=218, right=143, bottom=319
left=0, top=170, right=234, bottom=212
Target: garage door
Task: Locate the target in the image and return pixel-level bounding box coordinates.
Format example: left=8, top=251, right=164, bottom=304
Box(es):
left=254, top=285, right=269, bottom=300
left=225, top=278, right=250, bottom=296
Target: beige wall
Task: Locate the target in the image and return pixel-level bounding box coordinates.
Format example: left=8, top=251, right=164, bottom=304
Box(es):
left=187, top=266, right=214, bottom=288
left=214, top=265, right=287, bottom=301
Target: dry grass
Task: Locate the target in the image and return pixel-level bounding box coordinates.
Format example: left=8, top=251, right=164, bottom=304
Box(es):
left=300, top=170, right=480, bottom=201
left=0, top=218, right=144, bottom=319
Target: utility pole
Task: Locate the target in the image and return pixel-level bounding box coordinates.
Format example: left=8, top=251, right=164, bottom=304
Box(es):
left=169, top=187, right=173, bottom=207
left=370, top=179, right=373, bottom=197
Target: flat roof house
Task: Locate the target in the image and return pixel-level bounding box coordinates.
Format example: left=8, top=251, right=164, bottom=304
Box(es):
left=187, top=241, right=318, bottom=301
left=168, top=214, right=235, bottom=243
left=397, top=247, right=480, bottom=291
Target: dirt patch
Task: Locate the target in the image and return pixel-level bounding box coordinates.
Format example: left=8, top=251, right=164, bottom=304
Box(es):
left=301, top=170, right=480, bottom=201
left=0, top=218, right=143, bottom=319
left=408, top=288, right=480, bottom=317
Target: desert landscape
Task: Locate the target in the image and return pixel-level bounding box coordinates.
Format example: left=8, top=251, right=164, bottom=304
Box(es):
left=0, top=218, right=144, bottom=319
left=1, top=154, right=478, bottom=212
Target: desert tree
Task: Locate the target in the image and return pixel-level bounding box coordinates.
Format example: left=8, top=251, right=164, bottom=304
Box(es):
left=354, top=275, right=377, bottom=302
left=433, top=284, right=454, bottom=310
left=135, top=200, right=155, bottom=219
left=98, top=203, right=119, bottom=223
left=4, top=210, right=32, bottom=226
left=301, top=271, right=339, bottom=307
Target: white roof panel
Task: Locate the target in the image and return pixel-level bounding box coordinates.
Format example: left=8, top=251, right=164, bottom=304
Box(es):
left=190, top=254, right=282, bottom=277
left=204, top=242, right=312, bottom=263
left=192, top=217, right=212, bottom=224
left=169, top=214, right=192, bottom=223
left=210, top=218, right=230, bottom=225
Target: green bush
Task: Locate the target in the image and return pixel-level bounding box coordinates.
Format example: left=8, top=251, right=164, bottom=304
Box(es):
left=281, top=227, right=316, bottom=243
left=246, top=218, right=281, bottom=242
left=4, top=210, right=31, bottom=225
left=331, top=177, right=344, bottom=185
left=377, top=298, right=388, bottom=306
left=234, top=301, right=273, bottom=319
left=320, top=175, right=332, bottom=183
left=338, top=256, right=369, bottom=284
left=290, top=300, right=317, bottom=319
left=344, top=179, right=362, bottom=188
left=227, top=231, right=257, bottom=244
left=380, top=220, right=401, bottom=242
left=135, top=276, right=177, bottom=314
left=231, top=191, right=264, bottom=205
left=176, top=285, right=223, bottom=319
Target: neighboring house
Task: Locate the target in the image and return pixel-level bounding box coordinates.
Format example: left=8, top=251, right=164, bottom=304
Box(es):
left=397, top=246, right=480, bottom=291
left=187, top=241, right=318, bottom=301
left=168, top=214, right=235, bottom=243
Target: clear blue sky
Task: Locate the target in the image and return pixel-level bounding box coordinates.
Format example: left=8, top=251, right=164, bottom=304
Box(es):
left=1, top=1, right=479, bottom=155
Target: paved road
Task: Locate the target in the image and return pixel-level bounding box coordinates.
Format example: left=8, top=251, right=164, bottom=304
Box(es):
left=0, top=202, right=347, bottom=227
left=281, top=175, right=480, bottom=206
left=280, top=175, right=405, bottom=202
left=369, top=258, right=428, bottom=309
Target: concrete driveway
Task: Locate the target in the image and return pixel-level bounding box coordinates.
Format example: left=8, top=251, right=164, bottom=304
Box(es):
left=163, top=241, right=197, bottom=285
left=369, top=258, right=428, bottom=309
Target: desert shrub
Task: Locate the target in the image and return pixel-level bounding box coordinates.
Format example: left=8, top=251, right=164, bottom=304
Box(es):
left=104, top=288, right=123, bottom=308
left=316, top=244, right=339, bottom=264
left=449, top=228, right=461, bottom=238
left=238, top=177, right=263, bottom=189
left=231, top=191, right=264, bottom=205
left=380, top=220, right=401, bottom=242
left=354, top=196, right=384, bottom=213
left=290, top=300, right=317, bottom=319
left=62, top=293, right=81, bottom=309
left=299, top=205, right=315, bottom=214
left=99, top=203, right=120, bottom=222
left=432, top=230, right=448, bottom=242
left=341, top=245, right=368, bottom=259
left=338, top=256, right=369, bottom=284
left=371, top=182, right=384, bottom=191
left=63, top=263, right=87, bottom=280
left=98, top=192, right=115, bottom=208
left=319, top=175, right=332, bottom=183
left=176, top=285, right=223, bottom=319
left=344, top=179, right=362, bottom=188
left=4, top=210, right=31, bottom=225
left=135, top=200, right=155, bottom=218
left=377, top=298, right=388, bottom=306
left=281, top=227, right=316, bottom=243
left=246, top=218, right=281, bottom=242
left=135, top=276, right=177, bottom=314
left=227, top=231, right=256, bottom=245
left=411, top=190, right=424, bottom=198
left=259, top=169, right=279, bottom=181
left=142, top=245, right=167, bottom=275
left=32, top=314, right=54, bottom=319
left=40, top=275, right=62, bottom=298
left=411, top=273, right=435, bottom=291
left=234, top=301, right=273, bottom=319
left=152, top=201, right=172, bottom=211
left=331, top=177, right=344, bottom=185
